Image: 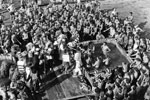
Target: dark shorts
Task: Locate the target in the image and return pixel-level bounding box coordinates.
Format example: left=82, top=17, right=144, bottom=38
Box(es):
left=10, top=12, right=14, bottom=16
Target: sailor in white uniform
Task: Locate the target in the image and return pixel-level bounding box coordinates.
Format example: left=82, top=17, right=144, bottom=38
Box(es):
left=73, top=49, right=82, bottom=77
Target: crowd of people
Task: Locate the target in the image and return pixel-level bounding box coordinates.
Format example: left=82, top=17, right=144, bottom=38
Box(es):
left=0, top=0, right=149, bottom=100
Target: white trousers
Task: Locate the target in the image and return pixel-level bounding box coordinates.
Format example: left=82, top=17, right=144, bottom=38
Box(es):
left=0, top=88, right=6, bottom=100
left=74, top=61, right=82, bottom=76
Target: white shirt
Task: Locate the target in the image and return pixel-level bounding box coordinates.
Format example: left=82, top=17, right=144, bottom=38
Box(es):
left=17, top=60, right=26, bottom=73
left=26, top=8, right=32, bottom=17
left=143, top=54, right=149, bottom=64
left=59, top=43, right=65, bottom=51
left=0, top=87, right=6, bottom=99
left=102, top=45, right=110, bottom=54
left=110, top=27, right=116, bottom=37
left=57, top=34, right=66, bottom=44
left=77, top=0, right=81, bottom=3
left=25, top=67, right=31, bottom=79
left=22, top=33, right=28, bottom=40
left=74, top=51, right=82, bottom=62
left=133, top=42, right=139, bottom=51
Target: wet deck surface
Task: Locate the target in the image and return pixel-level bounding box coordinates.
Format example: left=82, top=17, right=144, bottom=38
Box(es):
left=46, top=76, right=87, bottom=100
left=43, top=42, right=129, bottom=100
left=1, top=0, right=144, bottom=99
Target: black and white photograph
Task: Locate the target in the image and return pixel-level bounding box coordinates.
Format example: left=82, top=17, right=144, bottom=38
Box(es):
left=0, top=0, right=150, bottom=100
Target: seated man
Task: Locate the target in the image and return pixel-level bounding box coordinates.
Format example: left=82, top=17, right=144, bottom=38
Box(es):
left=93, top=56, right=101, bottom=69
left=103, top=57, right=110, bottom=67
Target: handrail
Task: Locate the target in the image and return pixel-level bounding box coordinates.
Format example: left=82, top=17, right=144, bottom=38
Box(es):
left=58, top=92, right=96, bottom=100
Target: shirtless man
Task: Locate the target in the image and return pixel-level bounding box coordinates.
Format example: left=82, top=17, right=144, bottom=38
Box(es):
left=111, top=8, right=117, bottom=17
left=101, top=42, right=111, bottom=57
left=128, top=12, right=134, bottom=23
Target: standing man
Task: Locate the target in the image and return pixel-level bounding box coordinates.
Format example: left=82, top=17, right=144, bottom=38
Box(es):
left=73, top=48, right=82, bottom=77
left=101, top=42, right=111, bottom=57
left=7, top=3, right=15, bottom=21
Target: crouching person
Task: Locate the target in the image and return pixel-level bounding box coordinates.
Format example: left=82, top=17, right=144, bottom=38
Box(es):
left=7, top=90, right=16, bottom=100
left=17, top=81, right=33, bottom=100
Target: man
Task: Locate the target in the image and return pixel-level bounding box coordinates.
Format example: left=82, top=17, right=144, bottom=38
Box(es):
left=0, top=86, right=7, bottom=100
left=128, top=85, right=136, bottom=100
left=7, top=3, right=15, bottom=21
left=128, top=12, right=134, bottom=23
left=73, top=48, right=82, bottom=77
left=0, top=14, right=3, bottom=26
left=62, top=49, right=70, bottom=74
left=142, top=52, right=149, bottom=64
left=93, top=56, right=101, bottom=69
left=96, top=32, right=105, bottom=40
left=20, top=0, right=26, bottom=8
left=27, top=47, right=42, bottom=84
left=77, top=0, right=81, bottom=4
left=144, top=86, right=150, bottom=100
left=34, top=0, right=38, bottom=4
left=26, top=67, right=40, bottom=94
left=0, top=61, right=10, bottom=78
left=101, top=42, right=111, bottom=57
left=0, top=0, right=1, bottom=9
left=103, top=57, right=110, bottom=67
left=16, top=51, right=27, bottom=78
left=109, top=26, right=116, bottom=38
left=111, top=8, right=117, bottom=17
